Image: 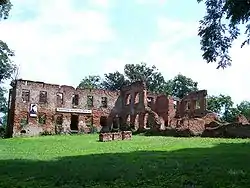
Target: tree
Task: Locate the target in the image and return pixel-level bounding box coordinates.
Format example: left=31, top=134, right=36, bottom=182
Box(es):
left=236, top=101, right=250, bottom=119
left=207, top=94, right=233, bottom=114
left=223, top=107, right=241, bottom=123
left=99, top=62, right=169, bottom=93
left=206, top=94, right=237, bottom=122
left=0, top=41, right=15, bottom=83
left=78, top=75, right=102, bottom=90
left=124, top=62, right=167, bottom=93
left=102, top=71, right=129, bottom=91
left=197, top=0, right=250, bottom=69
left=0, top=0, right=15, bottom=128
left=0, top=0, right=12, bottom=20
left=0, top=0, right=15, bottom=84
left=0, top=87, right=7, bottom=113
left=0, top=88, right=7, bottom=128
left=166, top=74, right=198, bottom=98
left=207, top=94, right=234, bottom=114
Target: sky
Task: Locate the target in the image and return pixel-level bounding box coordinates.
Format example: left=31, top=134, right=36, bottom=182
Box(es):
left=1, top=0, right=250, bottom=105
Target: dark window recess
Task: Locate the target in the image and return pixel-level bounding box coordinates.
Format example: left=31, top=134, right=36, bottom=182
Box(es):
left=56, top=93, right=63, bottom=105
left=186, top=102, right=191, bottom=110
left=39, top=91, right=47, bottom=103
left=101, top=97, right=107, bottom=108
left=56, top=115, right=63, bottom=125
left=100, top=116, right=107, bottom=126
left=38, top=114, right=46, bottom=124
left=72, top=94, right=79, bottom=105
left=22, top=90, right=30, bottom=102
left=87, top=96, right=93, bottom=107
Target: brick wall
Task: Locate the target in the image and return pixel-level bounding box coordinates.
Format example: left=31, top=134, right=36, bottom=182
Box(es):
left=7, top=79, right=120, bottom=137
left=6, top=79, right=209, bottom=137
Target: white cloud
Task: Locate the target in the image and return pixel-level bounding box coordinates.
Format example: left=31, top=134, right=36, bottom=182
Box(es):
left=101, top=16, right=250, bottom=105
left=144, top=16, right=250, bottom=104
left=0, top=0, right=115, bottom=86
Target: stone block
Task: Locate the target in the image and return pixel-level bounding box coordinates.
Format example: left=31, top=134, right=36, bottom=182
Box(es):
left=112, top=132, right=122, bottom=141
left=99, top=132, right=112, bottom=142
left=122, top=131, right=132, bottom=140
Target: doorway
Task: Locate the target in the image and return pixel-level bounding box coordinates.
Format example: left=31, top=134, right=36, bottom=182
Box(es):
left=70, top=114, right=79, bottom=130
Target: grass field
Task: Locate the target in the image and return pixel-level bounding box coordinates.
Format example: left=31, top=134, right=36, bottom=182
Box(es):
left=1, top=134, right=250, bottom=188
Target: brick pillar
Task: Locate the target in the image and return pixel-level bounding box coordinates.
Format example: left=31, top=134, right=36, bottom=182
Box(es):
left=138, top=113, right=146, bottom=130
left=130, top=115, right=135, bottom=128
left=199, top=98, right=206, bottom=111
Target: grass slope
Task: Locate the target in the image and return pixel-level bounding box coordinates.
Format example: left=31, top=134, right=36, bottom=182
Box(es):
left=0, top=135, right=250, bottom=187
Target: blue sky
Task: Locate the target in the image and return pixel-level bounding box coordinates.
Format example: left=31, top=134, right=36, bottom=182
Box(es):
left=1, top=0, right=249, bottom=104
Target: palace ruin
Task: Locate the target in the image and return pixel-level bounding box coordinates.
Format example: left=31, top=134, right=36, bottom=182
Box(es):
left=5, top=79, right=250, bottom=138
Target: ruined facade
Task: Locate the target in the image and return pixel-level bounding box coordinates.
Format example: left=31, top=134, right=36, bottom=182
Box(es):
left=104, top=81, right=209, bottom=133
left=6, top=79, right=211, bottom=138
left=6, top=79, right=119, bottom=137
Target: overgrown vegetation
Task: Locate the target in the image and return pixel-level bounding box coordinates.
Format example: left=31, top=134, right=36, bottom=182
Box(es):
left=198, top=0, right=250, bottom=68
left=0, top=135, right=250, bottom=187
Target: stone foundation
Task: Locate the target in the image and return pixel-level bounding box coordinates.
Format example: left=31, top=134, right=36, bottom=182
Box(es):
left=122, top=131, right=132, bottom=140
left=99, top=131, right=132, bottom=142
left=112, top=132, right=122, bottom=141
left=99, top=133, right=112, bottom=142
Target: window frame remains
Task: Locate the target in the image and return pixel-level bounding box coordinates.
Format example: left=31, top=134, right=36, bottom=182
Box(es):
left=39, top=91, right=47, bottom=103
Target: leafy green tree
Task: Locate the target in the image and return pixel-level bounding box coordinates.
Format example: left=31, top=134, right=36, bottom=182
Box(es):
left=0, top=41, right=15, bottom=83
left=223, top=107, right=241, bottom=123
left=124, top=62, right=167, bottom=93
left=236, top=101, right=250, bottom=119
left=166, top=74, right=198, bottom=98
left=78, top=75, right=102, bottom=89
left=222, top=101, right=250, bottom=122
left=0, top=0, right=12, bottom=20
left=206, top=94, right=238, bottom=122
left=0, top=0, right=15, bottom=83
left=197, top=0, right=250, bottom=69
left=0, top=87, right=7, bottom=113
left=0, top=0, right=15, bottom=128
left=207, top=96, right=222, bottom=114
left=207, top=94, right=233, bottom=114
left=100, top=62, right=169, bottom=93
left=102, top=71, right=129, bottom=91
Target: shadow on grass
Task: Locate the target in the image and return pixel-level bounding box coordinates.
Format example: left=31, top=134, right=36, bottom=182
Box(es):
left=1, top=142, right=250, bottom=188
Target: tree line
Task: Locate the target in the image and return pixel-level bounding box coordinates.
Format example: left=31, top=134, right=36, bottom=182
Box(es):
left=78, top=62, right=250, bottom=123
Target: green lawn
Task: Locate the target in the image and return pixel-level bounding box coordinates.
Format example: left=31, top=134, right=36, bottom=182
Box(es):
left=0, top=135, right=250, bottom=188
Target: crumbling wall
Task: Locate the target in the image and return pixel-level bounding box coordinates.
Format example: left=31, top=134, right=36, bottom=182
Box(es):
left=236, top=114, right=249, bottom=125
left=110, top=81, right=176, bottom=132
left=176, top=90, right=207, bottom=118
left=9, top=79, right=119, bottom=137
left=154, top=95, right=169, bottom=124
left=117, top=81, right=148, bottom=130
